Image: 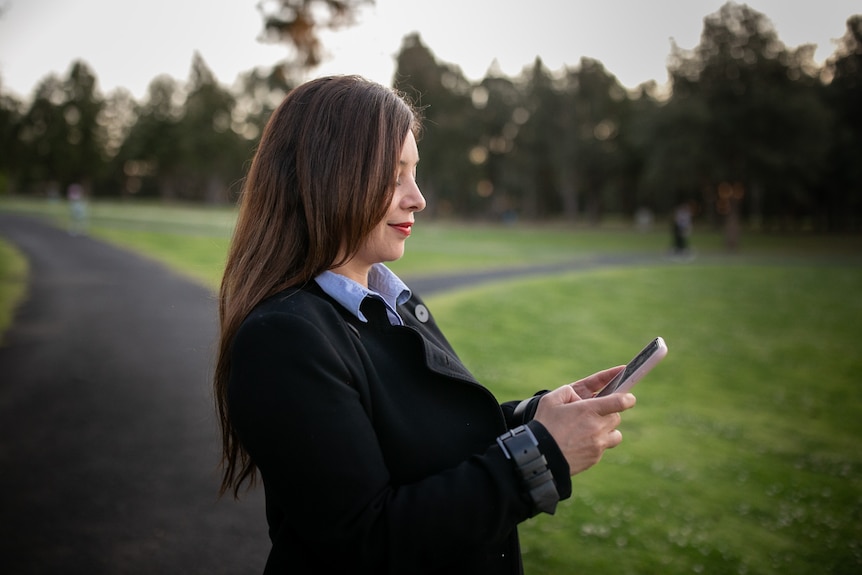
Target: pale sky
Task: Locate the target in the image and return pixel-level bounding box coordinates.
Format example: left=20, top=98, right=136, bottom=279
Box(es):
left=0, top=0, right=858, bottom=101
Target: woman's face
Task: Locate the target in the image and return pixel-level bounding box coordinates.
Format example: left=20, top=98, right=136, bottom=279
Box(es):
left=335, top=131, right=425, bottom=285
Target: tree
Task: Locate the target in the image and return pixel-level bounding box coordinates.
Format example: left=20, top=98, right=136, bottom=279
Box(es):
left=511, top=58, right=560, bottom=220
left=822, top=15, right=862, bottom=231
left=473, top=72, right=526, bottom=221
left=14, top=62, right=106, bottom=197
left=62, top=62, right=105, bottom=191
left=661, top=2, right=833, bottom=245
left=258, top=0, right=374, bottom=77
left=232, top=66, right=295, bottom=143
left=14, top=75, right=65, bottom=193
left=100, top=88, right=138, bottom=161
left=556, top=58, right=630, bottom=222
left=638, top=89, right=712, bottom=218
left=0, top=91, right=24, bottom=194
left=115, top=56, right=248, bottom=203
left=393, top=33, right=479, bottom=217
left=115, top=75, right=185, bottom=199
left=179, top=53, right=246, bottom=203
left=616, top=85, right=661, bottom=218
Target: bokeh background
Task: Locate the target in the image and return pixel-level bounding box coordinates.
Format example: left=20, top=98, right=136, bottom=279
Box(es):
left=1, top=1, right=861, bottom=574
left=1, top=0, right=860, bottom=235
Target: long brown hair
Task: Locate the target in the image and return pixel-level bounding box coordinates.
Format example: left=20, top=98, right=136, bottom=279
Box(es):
left=215, top=76, right=420, bottom=497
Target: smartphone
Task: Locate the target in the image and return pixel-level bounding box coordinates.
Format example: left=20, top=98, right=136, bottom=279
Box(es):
left=595, top=337, right=668, bottom=397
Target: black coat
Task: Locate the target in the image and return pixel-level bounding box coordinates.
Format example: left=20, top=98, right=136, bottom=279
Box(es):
left=228, top=282, right=571, bottom=574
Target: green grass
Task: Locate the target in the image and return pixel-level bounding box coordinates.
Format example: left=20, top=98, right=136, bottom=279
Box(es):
left=2, top=197, right=861, bottom=573
left=429, top=265, right=862, bottom=574
left=0, top=197, right=234, bottom=290
left=0, top=238, right=28, bottom=344
left=5, top=195, right=861, bottom=285
left=91, top=227, right=230, bottom=290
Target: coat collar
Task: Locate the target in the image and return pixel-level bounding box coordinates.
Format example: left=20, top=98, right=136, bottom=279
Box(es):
left=302, top=282, right=481, bottom=386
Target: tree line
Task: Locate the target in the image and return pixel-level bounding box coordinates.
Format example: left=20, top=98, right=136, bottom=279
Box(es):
left=1, top=2, right=860, bottom=237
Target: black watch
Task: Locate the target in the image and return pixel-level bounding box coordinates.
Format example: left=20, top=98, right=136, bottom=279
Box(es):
left=496, top=425, right=560, bottom=514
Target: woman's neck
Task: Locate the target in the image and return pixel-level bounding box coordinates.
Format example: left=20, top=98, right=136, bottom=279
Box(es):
left=329, top=261, right=371, bottom=288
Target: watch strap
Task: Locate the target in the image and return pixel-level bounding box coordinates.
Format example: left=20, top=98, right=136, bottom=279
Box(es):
left=497, top=425, right=560, bottom=514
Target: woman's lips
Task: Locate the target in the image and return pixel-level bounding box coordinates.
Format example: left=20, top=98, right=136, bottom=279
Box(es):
left=390, top=222, right=413, bottom=236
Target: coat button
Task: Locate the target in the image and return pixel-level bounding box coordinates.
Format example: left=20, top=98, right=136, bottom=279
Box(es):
left=415, top=304, right=429, bottom=323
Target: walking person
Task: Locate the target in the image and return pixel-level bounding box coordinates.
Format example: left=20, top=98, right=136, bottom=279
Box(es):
left=671, top=202, right=692, bottom=255
left=66, top=183, right=88, bottom=235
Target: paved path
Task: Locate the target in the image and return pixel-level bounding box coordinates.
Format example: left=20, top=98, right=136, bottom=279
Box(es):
left=0, top=213, right=660, bottom=574
left=0, top=214, right=268, bottom=574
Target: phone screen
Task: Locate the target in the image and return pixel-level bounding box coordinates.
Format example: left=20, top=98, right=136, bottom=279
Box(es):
left=596, top=337, right=666, bottom=397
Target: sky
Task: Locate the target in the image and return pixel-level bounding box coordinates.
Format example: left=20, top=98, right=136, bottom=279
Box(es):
left=0, top=0, right=858, bottom=101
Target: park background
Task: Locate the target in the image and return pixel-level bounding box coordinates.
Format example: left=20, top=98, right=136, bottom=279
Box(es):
left=1, top=1, right=862, bottom=573
left=0, top=1, right=861, bottom=237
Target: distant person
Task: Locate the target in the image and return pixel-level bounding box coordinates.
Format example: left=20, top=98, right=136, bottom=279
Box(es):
left=635, top=206, right=654, bottom=231
left=214, top=75, right=637, bottom=574
left=66, top=183, right=87, bottom=235
left=671, top=202, right=692, bottom=255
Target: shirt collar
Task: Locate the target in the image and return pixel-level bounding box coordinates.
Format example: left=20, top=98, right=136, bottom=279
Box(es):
left=314, top=263, right=412, bottom=324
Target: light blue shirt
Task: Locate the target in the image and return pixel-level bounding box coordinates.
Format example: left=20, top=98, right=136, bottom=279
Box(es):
left=314, top=264, right=412, bottom=326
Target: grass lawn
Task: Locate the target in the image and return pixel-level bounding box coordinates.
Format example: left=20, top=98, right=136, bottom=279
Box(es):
left=0, top=238, right=28, bottom=344
left=1, top=197, right=861, bottom=573
left=431, top=265, right=862, bottom=574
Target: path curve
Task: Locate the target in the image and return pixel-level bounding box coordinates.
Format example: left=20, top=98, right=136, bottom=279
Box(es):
left=0, top=214, right=267, bottom=574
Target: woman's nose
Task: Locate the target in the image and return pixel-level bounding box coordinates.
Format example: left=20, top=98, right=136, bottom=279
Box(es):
left=406, top=180, right=426, bottom=212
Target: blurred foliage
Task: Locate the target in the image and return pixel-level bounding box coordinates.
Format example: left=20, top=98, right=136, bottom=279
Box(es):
left=0, top=2, right=860, bottom=235
left=259, top=0, right=374, bottom=70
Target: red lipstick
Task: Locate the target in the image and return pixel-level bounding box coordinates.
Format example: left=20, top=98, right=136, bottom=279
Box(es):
left=390, top=222, right=413, bottom=237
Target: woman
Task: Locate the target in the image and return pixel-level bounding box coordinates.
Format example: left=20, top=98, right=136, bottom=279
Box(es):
left=215, top=75, right=636, bottom=574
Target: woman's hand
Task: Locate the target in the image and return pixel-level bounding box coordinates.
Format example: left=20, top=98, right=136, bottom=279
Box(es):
left=533, top=366, right=636, bottom=476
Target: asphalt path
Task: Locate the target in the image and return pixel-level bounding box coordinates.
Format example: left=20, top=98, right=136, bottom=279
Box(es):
left=0, top=213, right=659, bottom=574
left=0, top=214, right=268, bottom=575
